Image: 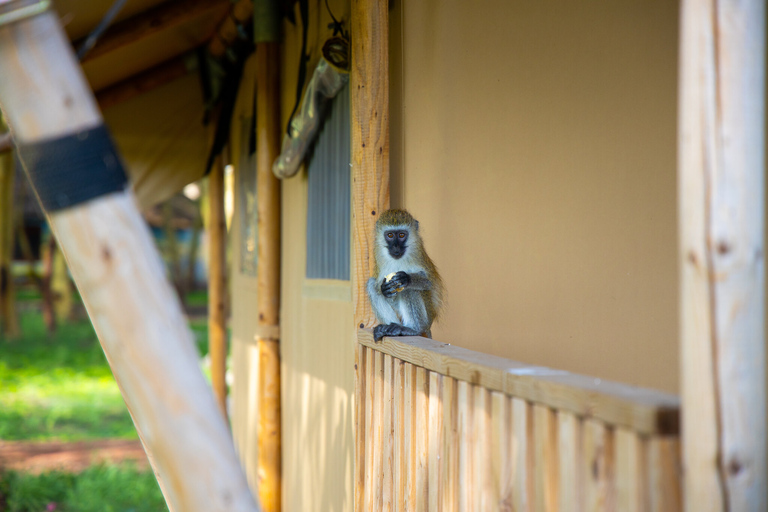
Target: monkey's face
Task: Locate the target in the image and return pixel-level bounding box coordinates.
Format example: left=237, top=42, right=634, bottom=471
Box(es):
left=384, top=229, right=409, bottom=259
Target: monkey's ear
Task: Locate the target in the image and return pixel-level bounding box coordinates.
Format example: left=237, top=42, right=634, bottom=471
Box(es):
left=415, top=220, right=420, bottom=231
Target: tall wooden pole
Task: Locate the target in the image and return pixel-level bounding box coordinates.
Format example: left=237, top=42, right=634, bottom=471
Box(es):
left=351, top=0, right=390, bottom=509
left=208, top=153, right=228, bottom=419
left=0, top=140, right=19, bottom=338
left=0, top=10, right=260, bottom=511
left=255, top=42, right=282, bottom=512
left=679, top=0, right=766, bottom=510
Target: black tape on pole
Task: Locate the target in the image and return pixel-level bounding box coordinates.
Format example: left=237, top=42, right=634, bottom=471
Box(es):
left=17, top=125, right=128, bottom=212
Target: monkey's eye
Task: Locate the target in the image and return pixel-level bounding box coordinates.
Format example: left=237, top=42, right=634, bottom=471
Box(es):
left=398, top=232, right=405, bottom=239
left=387, top=233, right=394, bottom=239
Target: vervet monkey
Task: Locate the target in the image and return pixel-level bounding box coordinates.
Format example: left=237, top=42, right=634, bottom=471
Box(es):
left=367, top=209, right=445, bottom=341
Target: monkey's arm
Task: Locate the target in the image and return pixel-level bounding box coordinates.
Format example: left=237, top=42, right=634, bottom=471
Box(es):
left=387, top=270, right=432, bottom=292
left=367, top=277, right=400, bottom=325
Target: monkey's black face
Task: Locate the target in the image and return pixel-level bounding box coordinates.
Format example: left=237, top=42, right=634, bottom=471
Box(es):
left=385, top=229, right=409, bottom=259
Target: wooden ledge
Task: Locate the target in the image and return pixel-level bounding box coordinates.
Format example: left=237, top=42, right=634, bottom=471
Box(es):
left=358, top=329, right=680, bottom=436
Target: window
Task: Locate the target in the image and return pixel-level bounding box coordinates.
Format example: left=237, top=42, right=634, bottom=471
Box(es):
left=306, top=84, right=350, bottom=280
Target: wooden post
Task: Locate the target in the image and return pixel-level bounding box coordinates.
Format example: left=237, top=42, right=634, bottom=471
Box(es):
left=0, top=11, right=260, bottom=511
left=208, top=154, right=228, bottom=419
left=679, top=0, right=767, bottom=510
left=351, top=0, right=390, bottom=509
left=255, top=41, right=282, bottom=512
left=0, top=138, right=19, bottom=338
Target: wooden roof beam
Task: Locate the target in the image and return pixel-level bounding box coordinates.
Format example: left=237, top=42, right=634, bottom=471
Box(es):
left=76, top=0, right=229, bottom=64
left=95, top=54, right=195, bottom=109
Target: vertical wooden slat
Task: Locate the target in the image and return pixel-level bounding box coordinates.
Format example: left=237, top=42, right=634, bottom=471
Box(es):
left=533, top=405, right=558, bottom=512
left=474, top=386, right=491, bottom=511
left=364, top=347, right=376, bottom=511
left=512, top=398, right=533, bottom=512
left=582, top=420, right=615, bottom=512
left=373, top=351, right=385, bottom=510
left=382, top=355, right=394, bottom=511
left=615, top=428, right=648, bottom=512
left=355, top=345, right=368, bottom=511
left=557, top=412, right=581, bottom=512
left=394, top=360, right=406, bottom=512
left=415, top=367, right=429, bottom=511
left=404, top=362, right=415, bottom=510
left=351, top=0, right=390, bottom=329
left=679, top=0, right=766, bottom=510
left=208, top=154, right=228, bottom=418
left=647, top=436, right=682, bottom=512
left=441, top=377, right=459, bottom=511
left=255, top=40, right=282, bottom=512
left=457, top=380, right=473, bottom=510
left=491, top=392, right=513, bottom=511
left=428, top=372, right=443, bottom=512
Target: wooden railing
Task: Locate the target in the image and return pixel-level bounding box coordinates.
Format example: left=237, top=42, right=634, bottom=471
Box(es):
left=354, top=330, right=681, bottom=511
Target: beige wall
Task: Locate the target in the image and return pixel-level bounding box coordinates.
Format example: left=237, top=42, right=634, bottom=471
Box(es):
left=391, top=0, right=680, bottom=392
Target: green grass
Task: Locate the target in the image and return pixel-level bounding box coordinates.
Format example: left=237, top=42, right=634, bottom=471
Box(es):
left=0, top=463, right=168, bottom=512
left=0, top=291, right=214, bottom=510
left=0, top=311, right=136, bottom=442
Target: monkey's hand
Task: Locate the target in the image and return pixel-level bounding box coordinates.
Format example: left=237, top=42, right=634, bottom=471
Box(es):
left=381, top=271, right=411, bottom=298
left=374, top=322, right=421, bottom=341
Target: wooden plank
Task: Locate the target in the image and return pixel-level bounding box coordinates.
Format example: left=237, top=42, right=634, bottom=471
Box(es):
left=428, top=372, right=443, bottom=512
left=490, top=392, right=514, bottom=511
left=512, top=398, right=533, bottom=512
left=358, top=330, right=679, bottom=436
left=382, top=355, right=394, bottom=511
left=95, top=55, right=191, bottom=109
left=255, top=41, right=282, bottom=512
left=533, top=405, right=558, bottom=512
left=393, top=359, right=406, bottom=512
left=403, top=362, right=415, bottom=510
left=0, top=12, right=258, bottom=511
left=0, top=140, right=19, bottom=338
left=678, top=0, right=767, bottom=509
left=557, top=411, right=581, bottom=512
left=354, top=345, right=367, bottom=512
left=457, top=380, right=473, bottom=511
left=78, top=0, right=229, bottom=63
left=351, top=0, right=390, bottom=328
left=364, top=347, right=376, bottom=511
left=441, top=376, right=459, bottom=511
left=647, top=436, right=681, bottom=512
left=582, top=420, right=615, bottom=512
left=208, top=154, right=228, bottom=419
left=533, top=405, right=560, bottom=512
left=373, top=351, right=385, bottom=510
left=414, top=367, right=429, bottom=511
left=615, top=429, right=648, bottom=512
left=474, top=386, right=491, bottom=511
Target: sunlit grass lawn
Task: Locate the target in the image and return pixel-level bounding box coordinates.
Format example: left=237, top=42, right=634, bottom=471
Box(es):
left=0, top=311, right=136, bottom=442
left=0, top=289, right=209, bottom=511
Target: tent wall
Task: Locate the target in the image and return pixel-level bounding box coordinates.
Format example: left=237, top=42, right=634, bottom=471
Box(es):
left=231, top=1, right=355, bottom=510
left=389, top=0, right=680, bottom=392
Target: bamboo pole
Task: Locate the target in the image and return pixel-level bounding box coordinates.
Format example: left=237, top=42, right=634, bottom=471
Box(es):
left=351, top=1, right=390, bottom=507
left=0, top=11, right=260, bottom=511
left=255, top=41, right=282, bottom=512
left=208, top=153, right=228, bottom=419
left=678, top=0, right=767, bottom=510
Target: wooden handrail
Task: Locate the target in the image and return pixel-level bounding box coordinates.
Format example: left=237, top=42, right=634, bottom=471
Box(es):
left=358, top=329, right=679, bottom=436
